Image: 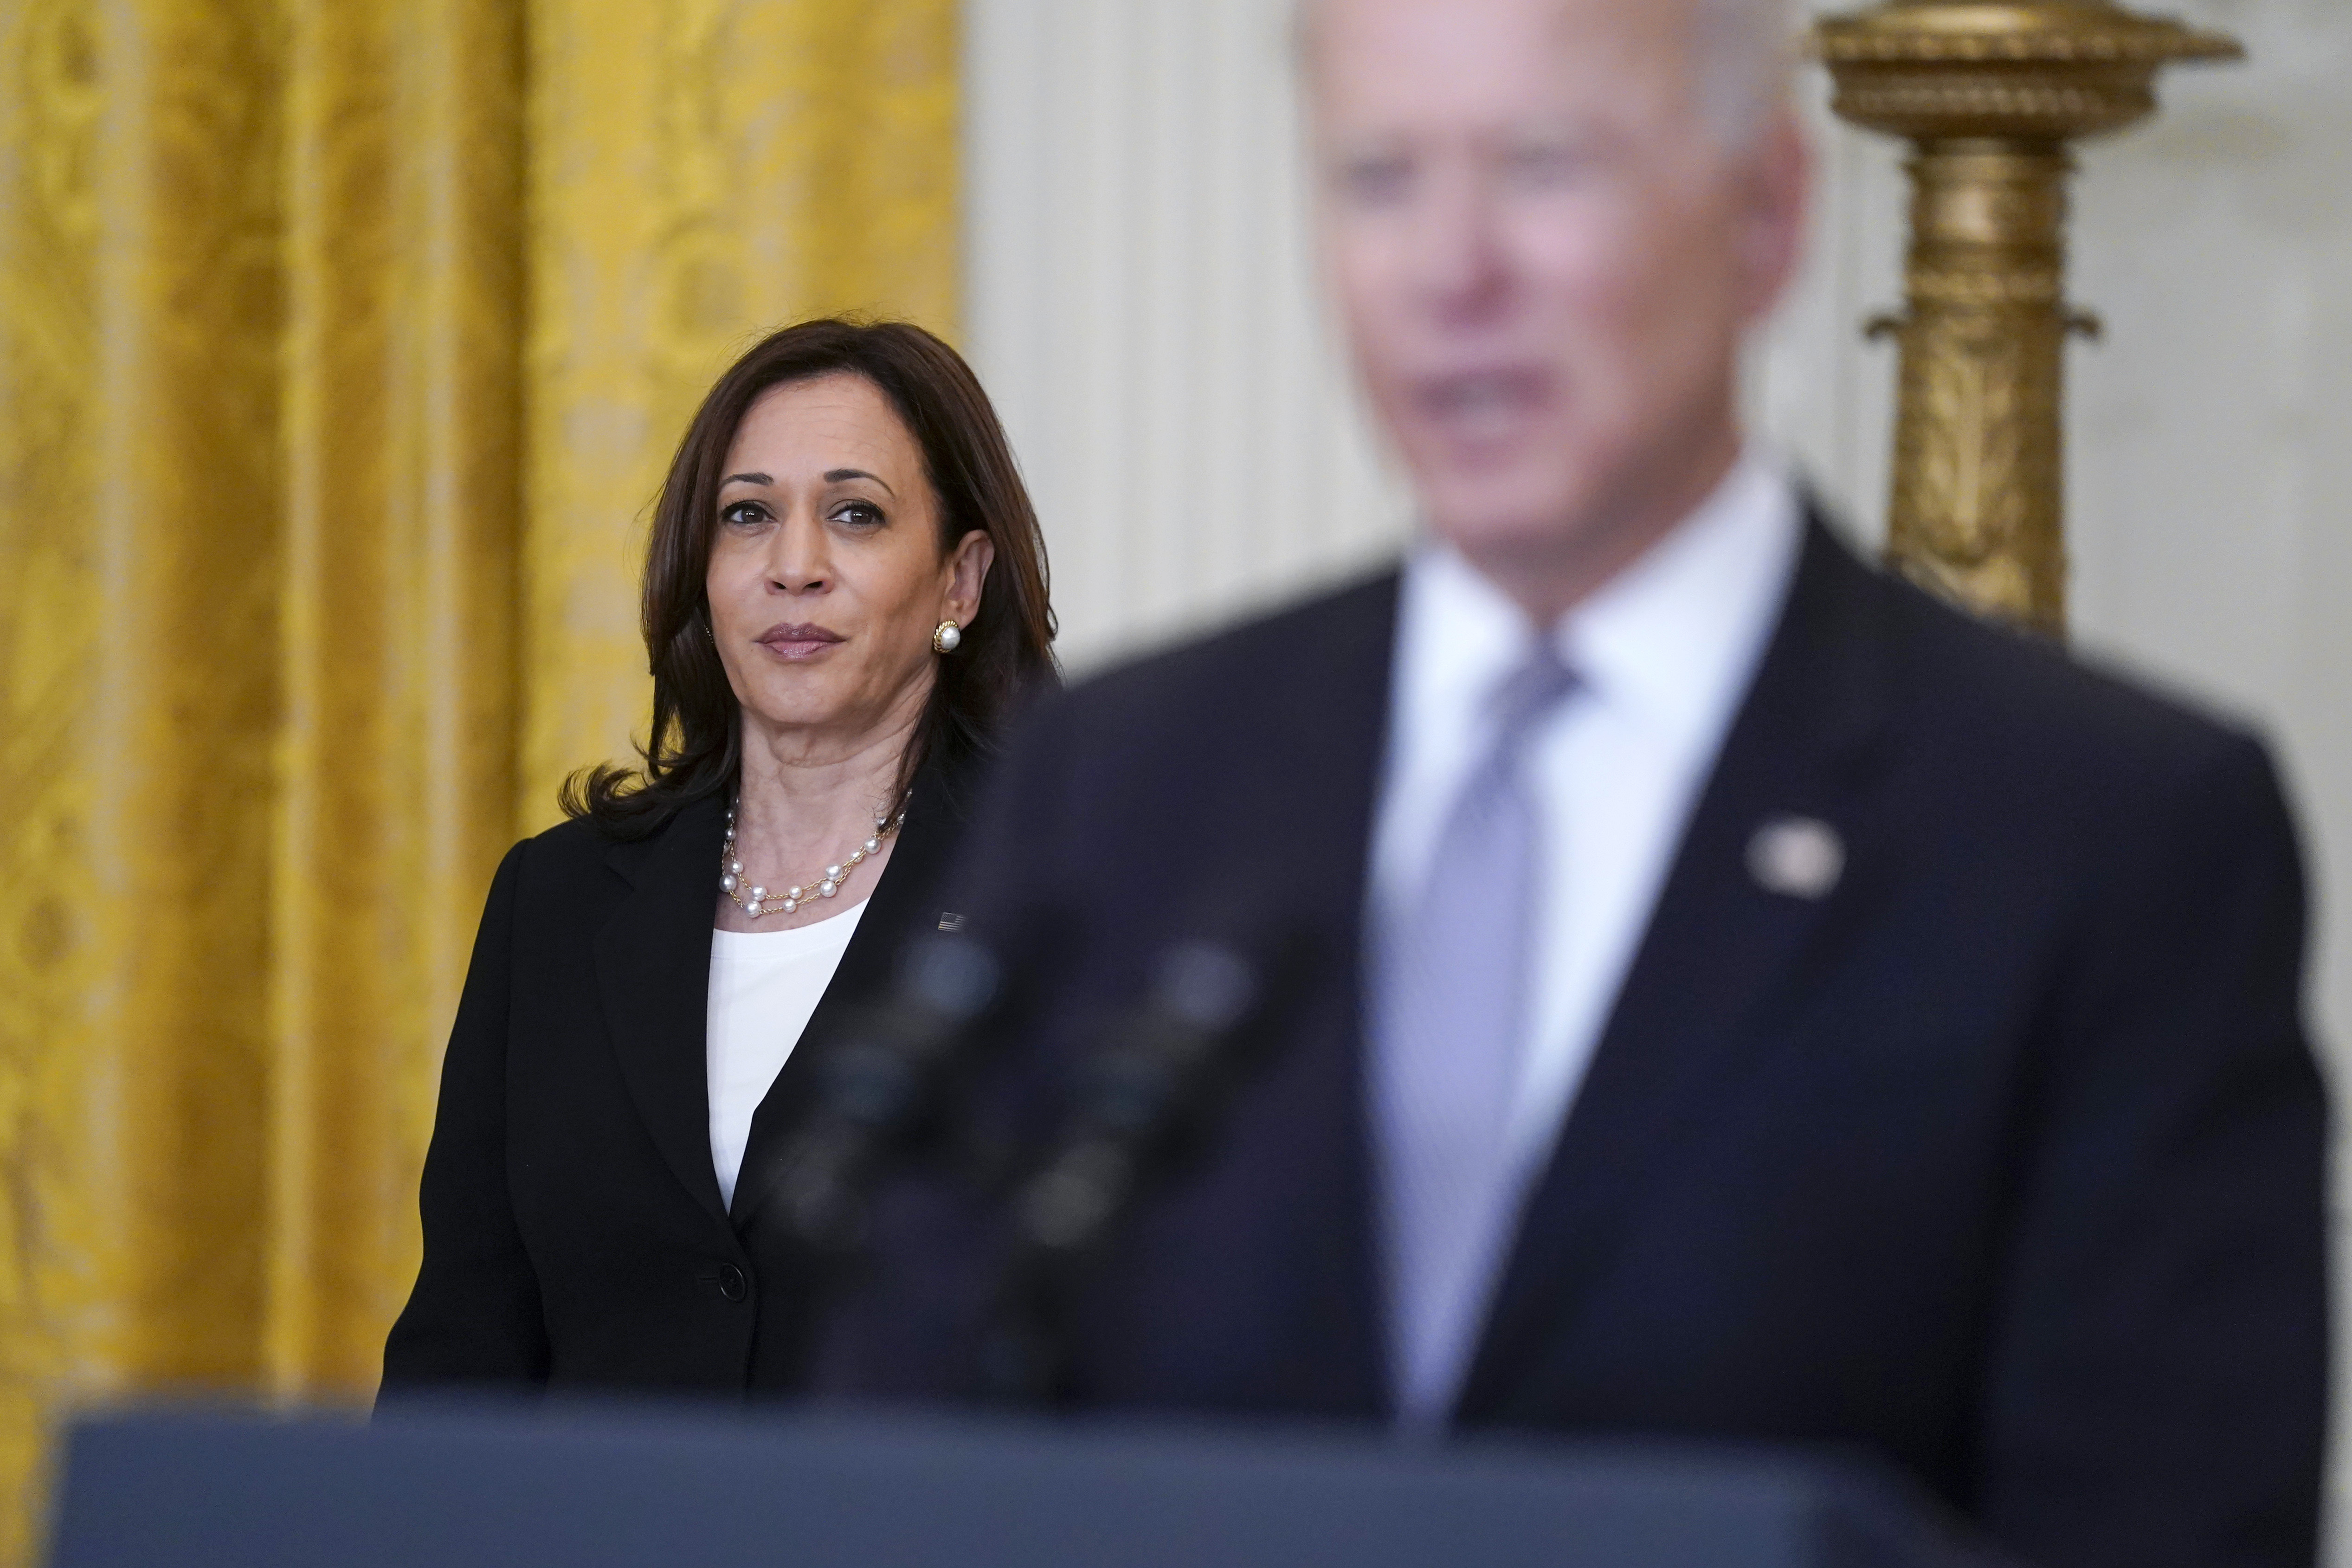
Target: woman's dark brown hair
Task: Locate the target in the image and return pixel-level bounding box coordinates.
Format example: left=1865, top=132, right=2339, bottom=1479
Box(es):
left=562, top=317, right=1056, bottom=838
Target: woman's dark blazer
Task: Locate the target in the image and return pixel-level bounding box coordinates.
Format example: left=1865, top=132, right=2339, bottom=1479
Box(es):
left=380, top=755, right=979, bottom=1397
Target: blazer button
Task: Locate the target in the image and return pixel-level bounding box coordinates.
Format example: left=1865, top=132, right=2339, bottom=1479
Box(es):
left=716, top=1263, right=749, bottom=1303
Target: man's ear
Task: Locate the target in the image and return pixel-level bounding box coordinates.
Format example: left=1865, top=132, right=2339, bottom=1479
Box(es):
left=1737, top=105, right=1812, bottom=324
left=945, top=529, right=996, bottom=626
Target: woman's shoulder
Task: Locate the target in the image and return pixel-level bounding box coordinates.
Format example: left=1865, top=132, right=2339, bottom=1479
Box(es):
left=514, top=811, right=616, bottom=870
left=532, top=807, right=625, bottom=850
left=503, top=799, right=714, bottom=901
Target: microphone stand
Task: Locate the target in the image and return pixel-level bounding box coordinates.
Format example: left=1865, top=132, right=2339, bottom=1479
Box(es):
left=980, top=929, right=1308, bottom=1406
left=738, top=929, right=1013, bottom=1381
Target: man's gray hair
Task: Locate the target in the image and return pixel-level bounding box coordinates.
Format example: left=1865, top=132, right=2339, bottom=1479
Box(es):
left=1294, top=0, right=1800, bottom=154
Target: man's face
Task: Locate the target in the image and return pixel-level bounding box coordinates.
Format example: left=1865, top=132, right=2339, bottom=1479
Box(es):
left=1309, top=0, right=1805, bottom=599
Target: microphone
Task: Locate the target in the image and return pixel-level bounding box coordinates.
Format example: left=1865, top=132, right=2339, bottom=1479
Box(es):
left=982, top=917, right=1313, bottom=1404
left=748, top=927, right=1009, bottom=1259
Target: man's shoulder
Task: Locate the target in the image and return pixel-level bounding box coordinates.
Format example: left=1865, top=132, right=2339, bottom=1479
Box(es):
left=1842, top=540, right=2277, bottom=813
left=1048, top=565, right=1403, bottom=746
left=1015, top=527, right=2281, bottom=825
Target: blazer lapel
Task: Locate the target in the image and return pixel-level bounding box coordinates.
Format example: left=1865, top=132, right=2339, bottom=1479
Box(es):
left=1455, top=516, right=1901, bottom=1419
left=593, top=793, right=732, bottom=1224
left=728, top=752, right=979, bottom=1228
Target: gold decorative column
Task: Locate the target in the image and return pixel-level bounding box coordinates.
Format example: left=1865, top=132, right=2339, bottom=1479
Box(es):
left=1811, top=1, right=2239, bottom=635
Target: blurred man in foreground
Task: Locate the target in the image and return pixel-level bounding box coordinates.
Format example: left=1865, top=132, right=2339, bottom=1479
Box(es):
left=851, top=1, right=2329, bottom=1562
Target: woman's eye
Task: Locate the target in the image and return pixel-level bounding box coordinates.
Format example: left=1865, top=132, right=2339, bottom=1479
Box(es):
left=833, top=501, right=885, bottom=528
left=720, top=501, right=769, bottom=528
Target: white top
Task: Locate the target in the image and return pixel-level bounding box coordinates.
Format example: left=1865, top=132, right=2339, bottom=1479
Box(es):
left=1370, top=448, right=1803, bottom=1232
left=705, top=900, right=869, bottom=1210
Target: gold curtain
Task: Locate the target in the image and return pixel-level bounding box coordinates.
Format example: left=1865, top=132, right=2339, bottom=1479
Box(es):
left=0, top=0, right=958, bottom=1559
left=523, top=0, right=959, bottom=825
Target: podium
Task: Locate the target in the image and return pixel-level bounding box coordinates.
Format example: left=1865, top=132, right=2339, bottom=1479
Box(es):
left=48, top=1403, right=2001, bottom=1568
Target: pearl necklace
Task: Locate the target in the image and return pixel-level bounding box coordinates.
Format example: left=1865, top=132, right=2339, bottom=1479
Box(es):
left=720, top=792, right=909, bottom=919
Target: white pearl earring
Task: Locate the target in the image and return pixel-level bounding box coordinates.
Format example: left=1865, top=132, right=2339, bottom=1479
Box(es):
left=932, top=620, right=962, bottom=654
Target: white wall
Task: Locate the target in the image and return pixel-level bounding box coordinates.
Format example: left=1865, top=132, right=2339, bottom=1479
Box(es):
left=964, top=7, right=2352, bottom=1526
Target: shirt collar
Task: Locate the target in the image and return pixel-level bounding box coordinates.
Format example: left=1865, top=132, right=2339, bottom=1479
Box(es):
left=1395, top=448, right=1804, bottom=760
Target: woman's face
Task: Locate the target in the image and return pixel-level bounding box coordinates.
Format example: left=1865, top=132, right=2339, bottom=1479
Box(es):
left=705, top=374, right=992, bottom=752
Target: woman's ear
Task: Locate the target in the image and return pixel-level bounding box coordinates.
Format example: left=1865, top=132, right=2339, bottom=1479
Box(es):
left=945, top=529, right=995, bottom=626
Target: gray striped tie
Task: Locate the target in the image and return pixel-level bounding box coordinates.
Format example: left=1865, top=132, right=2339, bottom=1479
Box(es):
left=1373, top=642, right=1577, bottom=1426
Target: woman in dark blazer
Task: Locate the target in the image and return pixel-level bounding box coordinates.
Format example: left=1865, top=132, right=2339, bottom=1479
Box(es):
left=381, top=319, right=1055, bottom=1396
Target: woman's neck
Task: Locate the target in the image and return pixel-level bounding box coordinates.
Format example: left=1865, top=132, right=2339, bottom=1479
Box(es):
left=720, top=694, right=926, bottom=932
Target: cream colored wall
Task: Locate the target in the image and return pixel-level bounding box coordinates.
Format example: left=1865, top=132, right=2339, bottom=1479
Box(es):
left=964, top=0, right=2352, bottom=1526
left=962, top=0, right=1411, bottom=669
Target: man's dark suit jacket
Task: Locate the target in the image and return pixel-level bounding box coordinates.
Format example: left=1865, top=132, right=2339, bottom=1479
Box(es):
left=380, top=756, right=979, bottom=1397
left=840, top=517, right=2328, bottom=1568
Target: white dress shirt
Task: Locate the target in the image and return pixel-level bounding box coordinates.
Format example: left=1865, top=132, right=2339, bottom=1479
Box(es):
left=1368, top=451, right=1803, bottom=1402
left=705, top=900, right=868, bottom=1209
